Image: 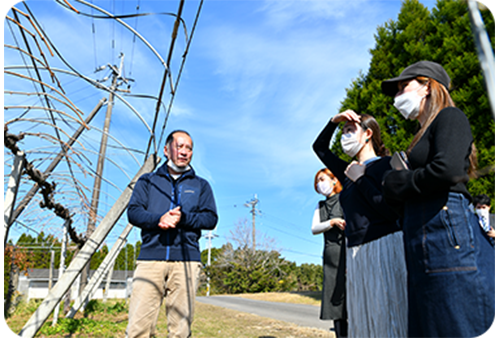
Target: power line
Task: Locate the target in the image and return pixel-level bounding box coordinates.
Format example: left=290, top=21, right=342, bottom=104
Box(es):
left=259, top=221, right=319, bottom=245
left=145, top=0, right=186, bottom=159
left=156, top=0, right=205, bottom=153
left=217, top=198, right=320, bottom=246
left=280, top=249, right=321, bottom=259
left=90, top=0, right=98, bottom=69
left=128, top=0, right=141, bottom=77
left=5, top=4, right=211, bottom=324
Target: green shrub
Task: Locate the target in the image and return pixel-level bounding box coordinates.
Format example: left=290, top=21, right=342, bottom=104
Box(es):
left=84, top=299, right=105, bottom=316
left=108, top=300, right=127, bottom=314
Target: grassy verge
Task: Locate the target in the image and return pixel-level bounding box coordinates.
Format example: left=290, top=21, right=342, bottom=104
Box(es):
left=231, top=291, right=322, bottom=306
left=192, top=301, right=332, bottom=338
left=4, top=292, right=331, bottom=337
left=5, top=299, right=129, bottom=337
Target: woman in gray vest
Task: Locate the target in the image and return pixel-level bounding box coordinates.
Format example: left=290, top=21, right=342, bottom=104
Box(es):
left=311, top=168, right=347, bottom=337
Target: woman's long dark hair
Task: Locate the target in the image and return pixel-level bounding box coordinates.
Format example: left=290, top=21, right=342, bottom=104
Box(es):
left=359, top=114, right=390, bottom=157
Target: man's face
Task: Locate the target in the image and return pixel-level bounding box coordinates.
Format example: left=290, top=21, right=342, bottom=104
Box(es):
left=164, top=132, right=193, bottom=169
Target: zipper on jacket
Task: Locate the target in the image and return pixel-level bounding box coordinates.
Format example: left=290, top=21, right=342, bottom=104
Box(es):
left=166, top=176, right=176, bottom=260
left=177, top=183, right=183, bottom=208
left=165, top=172, right=187, bottom=260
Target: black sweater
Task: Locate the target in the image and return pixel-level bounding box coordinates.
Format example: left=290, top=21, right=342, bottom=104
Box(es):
left=383, top=107, right=473, bottom=203
left=313, top=120, right=400, bottom=247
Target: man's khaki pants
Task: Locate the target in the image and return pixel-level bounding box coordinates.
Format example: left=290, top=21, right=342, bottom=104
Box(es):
left=126, top=261, right=201, bottom=338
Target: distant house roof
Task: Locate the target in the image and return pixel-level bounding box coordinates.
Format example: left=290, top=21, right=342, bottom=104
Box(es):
left=23, top=268, right=134, bottom=281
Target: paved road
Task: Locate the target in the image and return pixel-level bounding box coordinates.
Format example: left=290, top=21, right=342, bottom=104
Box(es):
left=196, top=295, right=333, bottom=331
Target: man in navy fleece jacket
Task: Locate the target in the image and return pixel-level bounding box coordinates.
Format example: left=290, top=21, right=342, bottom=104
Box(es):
left=126, top=130, right=218, bottom=338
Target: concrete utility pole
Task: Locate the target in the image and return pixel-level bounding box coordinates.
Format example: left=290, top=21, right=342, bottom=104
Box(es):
left=244, top=195, right=259, bottom=253
left=81, top=54, right=128, bottom=298
left=6, top=98, right=106, bottom=236
left=204, top=231, right=218, bottom=296
left=52, top=219, right=69, bottom=326
left=48, top=250, right=55, bottom=290
left=103, top=259, right=114, bottom=303
left=467, top=0, right=495, bottom=118
left=4, top=151, right=25, bottom=245
left=19, top=154, right=158, bottom=338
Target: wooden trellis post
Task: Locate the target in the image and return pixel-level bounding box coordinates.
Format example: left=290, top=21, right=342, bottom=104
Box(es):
left=19, top=154, right=158, bottom=338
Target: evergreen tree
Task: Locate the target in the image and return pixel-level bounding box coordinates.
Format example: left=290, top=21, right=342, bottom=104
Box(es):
left=295, top=263, right=324, bottom=291
left=135, top=240, right=141, bottom=260
left=201, top=244, right=321, bottom=294
left=14, top=231, right=60, bottom=269
left=212, top=246, right=296, bottom=294
left=200, top=246, right=224, bottom=267
left=337, top=0, right=494, bottom=209
left=90, top=244, right=109, bottom=270
left=114, top=243, right=136, bottom=271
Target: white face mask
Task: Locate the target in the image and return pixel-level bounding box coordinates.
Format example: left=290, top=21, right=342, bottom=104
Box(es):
left=394, top=86, right=425, bottom=120
left=341, top=132, right=363, bottom=158
left=167, top=159, right=191, bottom=173
left=476, top=208, right=489, bottom=220
left=317, top=180, right=334, bottom=197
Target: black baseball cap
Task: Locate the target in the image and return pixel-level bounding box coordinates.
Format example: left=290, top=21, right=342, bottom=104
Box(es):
left=381, top=60, right=451, bottom=97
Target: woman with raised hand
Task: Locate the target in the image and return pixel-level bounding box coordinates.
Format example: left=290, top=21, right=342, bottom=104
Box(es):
left=381, top=60, right=495, bottom=337
left=313, top=111, right=407, bottom=338
left=311, top=168, right=347, bottom=337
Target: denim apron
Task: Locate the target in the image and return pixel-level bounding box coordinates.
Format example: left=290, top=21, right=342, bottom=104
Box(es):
left=403, top=192, right=495, bottom=337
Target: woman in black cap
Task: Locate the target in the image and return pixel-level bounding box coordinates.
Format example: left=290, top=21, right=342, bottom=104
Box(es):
left=381, top=60, right=495, bottom=337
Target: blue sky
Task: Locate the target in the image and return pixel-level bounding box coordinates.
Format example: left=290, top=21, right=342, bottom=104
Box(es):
left=3, top=0, right=494, bottom=268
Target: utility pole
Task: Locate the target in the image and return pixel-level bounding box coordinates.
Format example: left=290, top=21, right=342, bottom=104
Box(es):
left=4, top=151, right=24, bottom=245
left=103, top=259, right=114, bottom=303
left=244, top=195, right=259, bottom=253
left=80, top=53, right=129, bottom=299
left=48, top=250, right=55, bottom=290
left=204, top=231, right=218, bottom=296
left=102, top=261, right=115, bottom=303
left=125, top=243, right=128, bottom=279
left=52, top=220, right=69, bottom=325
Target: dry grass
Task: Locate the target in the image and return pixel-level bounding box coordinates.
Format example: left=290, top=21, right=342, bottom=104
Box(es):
left=191, top=301, right=333, bottom=338
left=4, top=292, right=329, bottom=337
left=231, top=291, right=322, bottom=306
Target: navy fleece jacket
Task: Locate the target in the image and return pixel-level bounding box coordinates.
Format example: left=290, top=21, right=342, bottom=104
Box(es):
left=128, top=162, right=218, bottom=261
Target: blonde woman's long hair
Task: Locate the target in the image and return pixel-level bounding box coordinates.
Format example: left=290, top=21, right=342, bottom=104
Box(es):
left=408, top=76, right=477, bottom=177
left=407, top=77, right=454, bottom=151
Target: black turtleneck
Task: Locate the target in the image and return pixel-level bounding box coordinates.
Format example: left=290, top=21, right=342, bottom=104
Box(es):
left=383, top=107, right=473, bottom=203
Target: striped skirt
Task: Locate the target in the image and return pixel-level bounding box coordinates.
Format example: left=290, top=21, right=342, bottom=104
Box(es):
left=346, top=231, right=408, bottom=337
